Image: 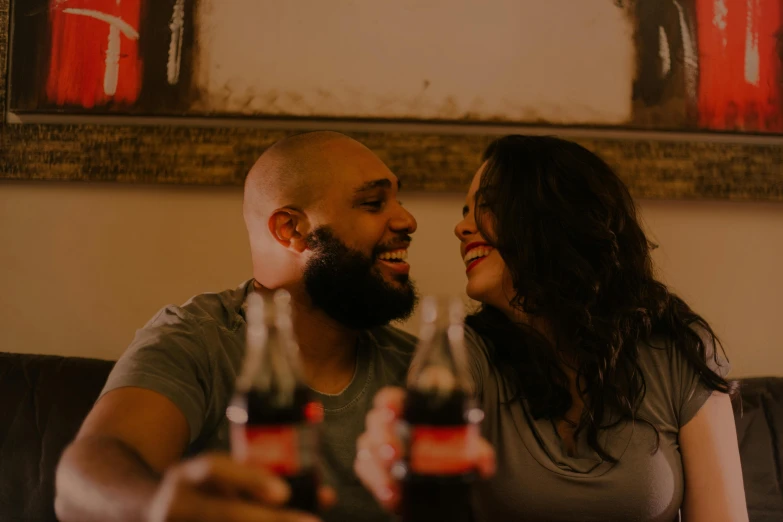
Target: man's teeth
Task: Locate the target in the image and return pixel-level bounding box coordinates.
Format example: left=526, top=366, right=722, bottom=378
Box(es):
left=378, top=250, right=408, bottom=261
left=464, top=246, right=492, bottom=264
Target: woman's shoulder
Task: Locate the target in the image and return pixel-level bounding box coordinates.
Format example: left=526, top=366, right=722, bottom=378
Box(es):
left=464, top=323, right=493, bottom=352
left=637, top=326, right=731, bottom=381
left=635, top=328, right=731, bottom=430
left=463, top=323, right=499, bottom=372
left=462, top=324, right=496, bottom=397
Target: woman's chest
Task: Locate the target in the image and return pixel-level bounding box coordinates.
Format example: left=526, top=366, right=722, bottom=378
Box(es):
left=475, top=397, right=685, bottom=522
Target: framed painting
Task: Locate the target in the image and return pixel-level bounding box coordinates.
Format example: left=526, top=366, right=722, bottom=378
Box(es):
left=1, top=0, right=782, bottom=199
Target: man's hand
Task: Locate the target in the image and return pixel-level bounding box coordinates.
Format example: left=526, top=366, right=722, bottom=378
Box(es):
left=55, top=389, right=336, bottom=522
left=147, top=453, right=335, bottom=522
left=353, top=386, right=496, bottom=511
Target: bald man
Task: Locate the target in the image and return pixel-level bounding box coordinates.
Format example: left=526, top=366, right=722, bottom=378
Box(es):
left=54, top=132, right=419, bottom=522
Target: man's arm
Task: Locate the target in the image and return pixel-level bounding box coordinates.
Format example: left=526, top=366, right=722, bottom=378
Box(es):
left=55, top=387, right=317, bottom=522
left=54, top=387, right=189, bottom=521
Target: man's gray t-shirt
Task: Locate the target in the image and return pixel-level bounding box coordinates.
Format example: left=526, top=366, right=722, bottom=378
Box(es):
left=464, top=326, right=731, bottom=522
left=101, top=280, right=416, bottom=522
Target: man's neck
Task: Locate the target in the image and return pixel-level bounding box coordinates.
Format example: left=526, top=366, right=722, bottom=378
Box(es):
left=293, top=305, right=361, bottom=395
left=253, top=281, right=360, bottom=395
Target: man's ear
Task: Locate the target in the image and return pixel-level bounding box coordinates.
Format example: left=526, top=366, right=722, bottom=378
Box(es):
left=268, top=208, right=310, bottom=253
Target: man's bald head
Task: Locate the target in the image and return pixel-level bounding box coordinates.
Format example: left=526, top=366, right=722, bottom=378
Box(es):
left=242, top=130, right=416, bottom=309
left=243, top=131, right=384, bottom=287
left=243, top=131, right=362, bottom=220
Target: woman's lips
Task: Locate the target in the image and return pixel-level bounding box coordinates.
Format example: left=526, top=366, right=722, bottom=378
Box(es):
left=466, top=256, right=487, bottom=274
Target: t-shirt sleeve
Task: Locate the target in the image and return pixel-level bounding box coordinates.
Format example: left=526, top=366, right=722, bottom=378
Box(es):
left=676, top=327, right=732, bottom=428
left=100, top=305, right=213, bottom=444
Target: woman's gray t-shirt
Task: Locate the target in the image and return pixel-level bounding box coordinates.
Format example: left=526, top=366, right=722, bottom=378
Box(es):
left=464, top=326, right=731, bottom=522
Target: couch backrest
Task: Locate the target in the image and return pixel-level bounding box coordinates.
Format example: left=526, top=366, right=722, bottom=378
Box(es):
left=1, top=353, right=782, bottom=522
left=0, top=353, right=114, bottom=522
left=734, top=377, right=783, bottom=522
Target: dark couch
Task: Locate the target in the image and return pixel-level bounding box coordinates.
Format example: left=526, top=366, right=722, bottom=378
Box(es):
left=1, top=352, right=781, bottom=522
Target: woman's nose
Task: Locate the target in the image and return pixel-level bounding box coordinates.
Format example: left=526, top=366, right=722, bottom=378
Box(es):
left=454, top=216, right=473, bottom=240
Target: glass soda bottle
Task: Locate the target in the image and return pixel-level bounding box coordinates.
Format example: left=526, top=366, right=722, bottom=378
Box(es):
left=394, top=295, right=481, bottom=522
left=228, top=289, right=323, bottom=513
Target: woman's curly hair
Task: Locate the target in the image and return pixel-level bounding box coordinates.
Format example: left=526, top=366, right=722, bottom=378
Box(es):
left=465, top=135, right=735, bottom=462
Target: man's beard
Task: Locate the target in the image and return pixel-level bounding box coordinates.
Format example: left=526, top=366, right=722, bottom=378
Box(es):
left=303, top=226, right=417, bottom=329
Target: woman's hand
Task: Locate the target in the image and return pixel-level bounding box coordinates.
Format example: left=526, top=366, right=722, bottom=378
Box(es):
left=353, top=386, right=496, bottom=511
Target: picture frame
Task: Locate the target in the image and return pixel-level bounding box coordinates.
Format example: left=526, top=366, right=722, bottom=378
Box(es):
left=1, top=0, right=781, bottom=200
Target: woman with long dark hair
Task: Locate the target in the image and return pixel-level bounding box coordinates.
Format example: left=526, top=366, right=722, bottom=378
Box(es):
left=355, top=135, right=748, bottom=521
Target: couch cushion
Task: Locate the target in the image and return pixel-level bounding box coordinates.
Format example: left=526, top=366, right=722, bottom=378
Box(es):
left=735, top=377, right=783, bottom=522
left=1, top=351, right=782, bottom=521
left=0, top=352, right=114, bottom=522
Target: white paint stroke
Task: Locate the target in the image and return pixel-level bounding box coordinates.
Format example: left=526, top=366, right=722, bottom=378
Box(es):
left=673, top=0, right=698, bottom=103
left=105, top=0, right=123, bottom=95
left=63, top=7, right=140, bottom=97
left=104, top=24, right=121, bottom=95
left=713, top=0, right=728, bottom=29
left=713, top=0, right=729, bottom=47
left=744, top=0, right=760, bottom=86
left=168, top=0, right=185, bottom=85
left=659, top=26, right=672, bottom=76
left=62, top=8, right=139, bottom=39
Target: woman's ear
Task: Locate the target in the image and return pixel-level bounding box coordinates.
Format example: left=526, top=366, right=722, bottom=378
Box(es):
left=268, top=208, right=310, bottom=253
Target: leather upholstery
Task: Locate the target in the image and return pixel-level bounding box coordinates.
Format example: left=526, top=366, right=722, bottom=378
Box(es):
left=735, top=377, right=783, bottom=522
left=0, top=352, right=780, bottom=521
left=0, top=353, right=114, bottom=522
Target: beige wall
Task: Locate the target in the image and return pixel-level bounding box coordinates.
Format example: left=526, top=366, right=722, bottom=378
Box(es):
left=1, top=181, right=781, bottom=377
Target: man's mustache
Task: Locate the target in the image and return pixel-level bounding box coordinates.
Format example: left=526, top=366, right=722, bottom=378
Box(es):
left=373, top=235, right=413, bottom=258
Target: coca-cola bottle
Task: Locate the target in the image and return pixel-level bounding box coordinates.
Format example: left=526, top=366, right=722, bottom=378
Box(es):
left=393, top=296, right=480, bottom=522
left=228, top=289, right=323, bottom=513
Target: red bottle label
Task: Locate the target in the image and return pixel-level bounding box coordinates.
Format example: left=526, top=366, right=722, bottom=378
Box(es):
left=241, top=426, right=299, bottom=476
left=409, top=424, right=477, bottom=475
left=304, top=401, right=325, bottom=424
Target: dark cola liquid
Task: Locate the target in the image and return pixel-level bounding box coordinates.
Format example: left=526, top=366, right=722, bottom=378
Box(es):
left=242, top=386, right=319, bottom=513
left=400, top=388, right=476, bottom=522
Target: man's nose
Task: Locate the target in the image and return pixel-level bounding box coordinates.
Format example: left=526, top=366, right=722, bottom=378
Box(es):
left=391, top=206, right=417, bottom=234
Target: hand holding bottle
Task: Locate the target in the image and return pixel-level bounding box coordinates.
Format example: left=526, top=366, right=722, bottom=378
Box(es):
left=354, top=296, right=496, bottom=519
left=147, top=452, right=334, bottom=522
left=228, top=290, right=329, bottom=517
left=354, top=387, right=495, bottom=512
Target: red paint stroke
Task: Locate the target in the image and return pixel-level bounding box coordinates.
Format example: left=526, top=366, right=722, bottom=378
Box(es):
left=696, top=0, right=782, bottom=132
left=46, top=0, right=142, bottom=109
